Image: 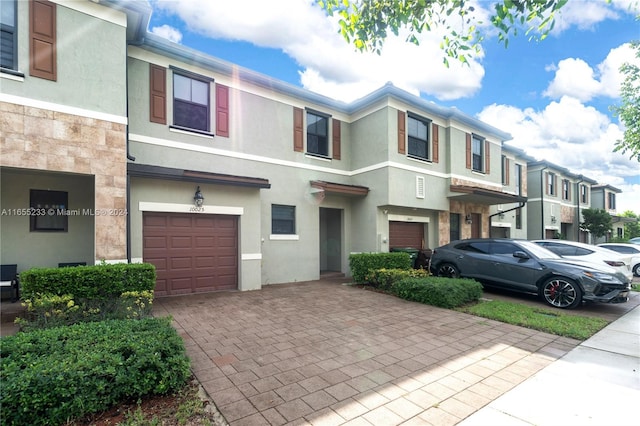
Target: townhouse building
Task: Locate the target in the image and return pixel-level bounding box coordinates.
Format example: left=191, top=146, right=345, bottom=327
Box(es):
left=590, top=184, right=634, bottom=242
left=28, top=1, right=640, bottom=297
left=526, top=160, right=597, bottom=242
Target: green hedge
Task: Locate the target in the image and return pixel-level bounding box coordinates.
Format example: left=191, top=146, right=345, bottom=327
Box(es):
left=1, top=318, right=190, bottom=426
left=365, top=268, right=430, bottom=291
left=19, top=263, right=156, bottom=299
left=349, top=253, right=412, bottom=283
left=392, top=277, right=483, bottom=309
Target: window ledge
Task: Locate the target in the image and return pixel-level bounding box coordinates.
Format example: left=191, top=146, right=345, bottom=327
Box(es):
left=169, top=125, right=215, bottom=139
left=270, top=234, right=300, bottom=241
left=407, top=155, right=433, bottom=165
left=0, top=68, right=25, bottom=81
left=305, top=153, right=331, bottom=162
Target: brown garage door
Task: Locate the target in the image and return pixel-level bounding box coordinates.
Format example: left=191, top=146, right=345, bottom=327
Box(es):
left=389, top=221, right=424, bottom=249
left=143, top=212, right=238, bottom=296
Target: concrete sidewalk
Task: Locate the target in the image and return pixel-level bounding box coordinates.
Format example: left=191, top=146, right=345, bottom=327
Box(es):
left=459, top=304, right=640, bottom=426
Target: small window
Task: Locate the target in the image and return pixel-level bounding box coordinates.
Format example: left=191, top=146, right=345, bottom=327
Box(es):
left=472, top=135, right=484, bottom=172
left=450, top=213, right=460, bottom=241
left=306, top=111, right=329, bottom=157
left=547, top=172, right=556, bottom=196
left=501, top=156, right=508, bottom=185
left=580, top=185, right=588, bottom=203
left=30, top=189, right=68, bottom=232
left=608, top=192, right=616, bottom=210
left=407, top=114, right=430, bottom=160
left=515, top=164, right=522, bottom=196
left=1, top=0, right=17, bottom=71
left=515, top=208, right=522, bottom=230
left=272, top=204, right=295, bottom=235
left=562, top=179, right=570, bottom=201
left=173, top=72, right=210, bottom=132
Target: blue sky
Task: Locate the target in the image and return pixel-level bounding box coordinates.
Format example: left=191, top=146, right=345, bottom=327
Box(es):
left=147, top=0, right=639, bottom=213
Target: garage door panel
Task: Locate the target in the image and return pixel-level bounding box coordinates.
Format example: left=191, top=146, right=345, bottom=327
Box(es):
left=389, top=221, right=424, bottom=249
left=170, top=257, right=192, bottom=269
left=195, top=236, right=215, bottom=248
left=143, top=212, right=238, bottom=295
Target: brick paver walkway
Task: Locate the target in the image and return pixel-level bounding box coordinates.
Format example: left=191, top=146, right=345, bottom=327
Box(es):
left=153, top=280, right=580, bottom=425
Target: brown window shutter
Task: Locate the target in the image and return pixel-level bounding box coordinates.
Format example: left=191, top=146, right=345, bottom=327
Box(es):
left=465, top=134, right=471, bottom=169
left=149, top=64, right=166, bottom=124
left=216, top=84, right=230, bottom=137
left=432, top=123, right=439, bottom=163
left=30, top=0, right=56, bottom=81
left=505, top=158, right=510, bottom=185
left=293, top=107, right=304, bottom=152
left=397, top=111, right=406, bottom=154
left=485, top=140, right=490, bottom=173
left=332, top=118, right=341, bottom=160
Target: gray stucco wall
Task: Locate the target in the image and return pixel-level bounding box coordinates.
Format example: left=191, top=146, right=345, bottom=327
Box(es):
left=2, top=2, right=127, bottom=116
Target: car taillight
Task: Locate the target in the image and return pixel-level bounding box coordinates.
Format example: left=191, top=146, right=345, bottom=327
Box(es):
left=605, top=260, right=625, bottom=267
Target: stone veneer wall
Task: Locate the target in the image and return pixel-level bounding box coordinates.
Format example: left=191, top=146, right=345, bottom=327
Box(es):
left=0, top=101, right=127, bottom=261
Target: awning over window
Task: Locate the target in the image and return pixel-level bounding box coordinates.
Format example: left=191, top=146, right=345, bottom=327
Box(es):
left=128, top=163, right=271, bottom=189
left=310, top=180, right=369, bottom=197
left=449, top=185, right=527, bottom=205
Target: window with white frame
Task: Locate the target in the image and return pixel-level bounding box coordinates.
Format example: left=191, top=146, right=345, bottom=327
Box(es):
left=173, top=71, right=211, bottom=133
left=407, top=114, right=430, bottom=160
left=608, top=192, right=616, bottom=210
left=580, top=185, right=588, bottom=204
left=515, top=164, right=522, bottom=196
left=272, top=204, right=296, bottom=235
left=547, top=172, right=556, bottom=195
left=562, top=179, right=570, bottom=200
left=472, top=135, right=484, bottom=172
left=306, top=111, right=329, bottom=157
left=0, top=0, right=17, bottom=71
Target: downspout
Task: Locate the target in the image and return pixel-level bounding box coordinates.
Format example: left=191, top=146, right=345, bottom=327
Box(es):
left=488, top=201, right=527, bottom=238
left=575, top=177, right=583, bottom=242
left=125, top=43, right=136, bottom=264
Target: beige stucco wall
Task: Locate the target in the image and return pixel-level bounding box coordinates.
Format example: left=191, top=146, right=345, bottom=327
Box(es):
left=0, top=101, right=127, bottom=260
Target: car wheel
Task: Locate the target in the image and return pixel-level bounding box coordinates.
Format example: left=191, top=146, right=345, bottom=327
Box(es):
left=437, top=263, right=460, bottom=278
left=541, top=277, right=582, bottom=309
left=633, top=264, right=640, bottom=277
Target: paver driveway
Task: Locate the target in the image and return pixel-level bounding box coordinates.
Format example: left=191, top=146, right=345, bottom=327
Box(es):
left=153, top=280, right=580, bottom=425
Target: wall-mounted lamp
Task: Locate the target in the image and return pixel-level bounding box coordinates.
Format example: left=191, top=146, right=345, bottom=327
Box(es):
left=193, top=186, right=204, bottom=207
left=498, top=212, right=505, bottom=219
left=465, top=214, right=473, bottom=224
left=383, top=209, right=388, bottom=215
left=550, top=215, right=557, bottom=224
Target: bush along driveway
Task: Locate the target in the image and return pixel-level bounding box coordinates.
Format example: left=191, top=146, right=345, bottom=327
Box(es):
left=153, top=280, right=581, bottom=425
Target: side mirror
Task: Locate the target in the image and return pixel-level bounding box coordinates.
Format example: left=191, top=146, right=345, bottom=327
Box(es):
left=513, top=251, right=530, bottom=260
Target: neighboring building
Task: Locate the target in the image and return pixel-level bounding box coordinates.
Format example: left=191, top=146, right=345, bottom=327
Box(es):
left=590, top=184, right=635, bottom=242
left=4, top=1, right=628, bottom=297
left=489, top=144, right=534, bottom=239
left=526, top=161, right=597, bottom=241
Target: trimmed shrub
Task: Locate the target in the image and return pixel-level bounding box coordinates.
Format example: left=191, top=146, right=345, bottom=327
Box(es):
left=349, top=253, right=412, bottom=283
left=19, top=263, right=156, bottom=300
left=392, top=277, right=483, bottom=309
left=16, top=290, right=154, bottom=332
left=1, top=317, right=190, bottom=426
left=365, top=268, right=430, bottom=291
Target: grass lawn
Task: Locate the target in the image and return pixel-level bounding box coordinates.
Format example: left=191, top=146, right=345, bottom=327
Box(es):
left=456, top=299, right=609, bottom=340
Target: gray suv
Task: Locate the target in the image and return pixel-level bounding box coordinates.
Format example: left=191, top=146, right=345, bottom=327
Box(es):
left=430, top=238, right=631, bottom=309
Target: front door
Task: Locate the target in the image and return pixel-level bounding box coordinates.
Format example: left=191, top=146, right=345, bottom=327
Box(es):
left=319, top=208, right=342, bottom=274
left=471, top=213, right=482, bottom=238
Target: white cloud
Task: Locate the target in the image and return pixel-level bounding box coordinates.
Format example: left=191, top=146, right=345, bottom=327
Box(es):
left=478, top=97, right=640, bottom=213
left=551, top=1, right=623, bottom=33
left=150, top=24, right=183, bottom=44
left=153, top=0, right=488, bottom=102
left=544, top=43, right=639, bottom=101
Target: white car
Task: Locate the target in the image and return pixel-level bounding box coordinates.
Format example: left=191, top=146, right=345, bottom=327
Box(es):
left=532, top=240, right=634, bottom=283
left=597, top=243, right=640, bottom=277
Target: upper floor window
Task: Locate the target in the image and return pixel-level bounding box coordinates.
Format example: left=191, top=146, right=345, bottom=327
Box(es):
left=272, top=204, right=295, bottom=235
left=608, top=192, right=616, bottom=210
left=515, top=164, right=522, bottom=196
left=408, top=114, right=430, bottom=160
left=547, top=172, right=556, bottom=196
left=501, top=156, right=509, bottom=185
left=173, top=71, right=210, bottom=133
left=306, top=111, right=329, bottom=157
left=472, top=135, right=484, bottom=172
left=562, top=179, right=570, bottom=201
left=0, top=0, right=16, bottom=71
left=580, top=184, right=588, bottom=204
